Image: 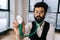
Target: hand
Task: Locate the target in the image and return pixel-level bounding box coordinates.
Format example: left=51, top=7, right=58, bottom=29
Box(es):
left=13, top=20, right=19, bottom=35
left=13, top=20, right=25, bottom=40
left=22, top=21, right=25, bottom=34
left=13, top=20, right=25, bottom=35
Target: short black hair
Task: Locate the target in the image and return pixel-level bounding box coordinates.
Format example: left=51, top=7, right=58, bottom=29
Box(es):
left=34, top=2, right=48, bottom=13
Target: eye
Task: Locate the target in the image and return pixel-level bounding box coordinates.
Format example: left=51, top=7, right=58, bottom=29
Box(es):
left=35, top=11, right=38, bottom=13
left=40, top=11, right=44, bottom=13
left=36, top=11, right=39, bottom=13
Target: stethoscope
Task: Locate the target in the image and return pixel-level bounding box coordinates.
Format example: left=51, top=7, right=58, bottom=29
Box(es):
left=16, top=15, right=43, bottom=37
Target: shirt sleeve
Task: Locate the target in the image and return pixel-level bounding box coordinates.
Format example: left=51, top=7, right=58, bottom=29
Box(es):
left=24, top=22, right=32, bottom=35
left=46, top=24, right=55, bottom=40
left=23, top=22, right=32, bottom=40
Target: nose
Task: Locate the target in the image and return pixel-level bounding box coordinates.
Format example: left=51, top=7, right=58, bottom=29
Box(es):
left=37, top=12, right=40, bottom=16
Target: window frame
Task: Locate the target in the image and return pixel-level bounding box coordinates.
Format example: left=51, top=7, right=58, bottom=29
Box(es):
left=0, top=0, right=10, bottom=11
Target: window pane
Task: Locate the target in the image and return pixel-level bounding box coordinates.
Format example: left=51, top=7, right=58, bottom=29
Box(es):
left=44, top=0, right=58, bottom=12
left=0, top=11, right=9, bottom=32
left=56, top=14, right=60, bottom=29
left=0, top=0, right=8, bottom=9
left=45, top=13, right=56, bottom=27
left=28, top=13, right=34, bottom=22
left=29, top=0, right=42, bottom=11
left=59, top=3, right=60, bottom=12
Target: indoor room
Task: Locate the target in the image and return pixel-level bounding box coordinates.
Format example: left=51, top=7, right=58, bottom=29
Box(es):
left=0, top=0, right=60, bottom=40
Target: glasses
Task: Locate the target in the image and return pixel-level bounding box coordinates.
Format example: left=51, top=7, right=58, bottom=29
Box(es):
left=34, top=10, right=44, bottom=14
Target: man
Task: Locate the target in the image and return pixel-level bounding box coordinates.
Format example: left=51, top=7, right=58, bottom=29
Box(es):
left=13, top=2, right=55, bottom=40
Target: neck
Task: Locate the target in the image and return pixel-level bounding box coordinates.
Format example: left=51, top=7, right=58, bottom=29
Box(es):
left=35, top=21, right=43, bottom=26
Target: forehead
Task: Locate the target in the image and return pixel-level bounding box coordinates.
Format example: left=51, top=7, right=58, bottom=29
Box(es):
left=35, top=7, right=44, bottom=11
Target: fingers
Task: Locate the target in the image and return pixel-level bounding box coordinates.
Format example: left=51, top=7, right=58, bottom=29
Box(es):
left=13, top=20, right=25, bottom=34
left=13, top=20, right=19, bottom=34
left=22, top=21, right=25, bottom=27
left=22, top=21, right=25, bottom=33
left=13, top=20, right=18, bottom=28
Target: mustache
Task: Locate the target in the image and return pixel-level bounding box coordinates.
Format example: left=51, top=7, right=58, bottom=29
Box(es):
left=36, top=16, right=42, bottom=18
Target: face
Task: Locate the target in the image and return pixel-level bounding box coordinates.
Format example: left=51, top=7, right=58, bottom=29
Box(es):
left=34, top=7, right=46, bottom=23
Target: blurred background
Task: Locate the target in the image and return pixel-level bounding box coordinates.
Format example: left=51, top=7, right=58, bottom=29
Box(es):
left=0, top=0, right=60, bottom=40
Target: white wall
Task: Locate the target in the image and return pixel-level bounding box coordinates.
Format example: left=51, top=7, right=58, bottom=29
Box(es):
left=10, top=0, right=30, bottom=28
left=10, top=0, right=15, bottom=28
left=10, top=0, right=24, bottom=28
left=22, top=0, right=28, bottom=23
left=15, top=0, right=23, bottom=17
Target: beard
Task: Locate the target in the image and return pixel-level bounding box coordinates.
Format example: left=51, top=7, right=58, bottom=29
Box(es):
left=34, top=16, right=45, bottom=24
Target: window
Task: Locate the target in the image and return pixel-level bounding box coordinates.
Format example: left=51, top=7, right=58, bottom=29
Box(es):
left=56, top=0, right=60, bottom=31
left=0, top=0, right=10, bottom=33
left=29, top=0, right=42, bottom=12
left=29, top=0, right=58, bottom=12
left=59, top=0, right=60, bottom=12
left=0, top=0, right=10, bottom=11
left=44, top=0, right=58, bottom=12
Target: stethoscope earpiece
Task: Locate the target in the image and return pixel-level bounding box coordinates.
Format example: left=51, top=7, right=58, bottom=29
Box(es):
left=16, top=15, right=23, bottom=24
